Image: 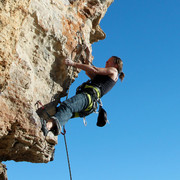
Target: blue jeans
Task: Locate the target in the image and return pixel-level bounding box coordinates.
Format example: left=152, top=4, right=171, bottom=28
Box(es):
left=54, top=93, right=89, bottom=126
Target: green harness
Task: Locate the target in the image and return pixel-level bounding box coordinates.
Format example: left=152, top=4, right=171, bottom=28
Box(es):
left=72, top=81, right=101, bottom=118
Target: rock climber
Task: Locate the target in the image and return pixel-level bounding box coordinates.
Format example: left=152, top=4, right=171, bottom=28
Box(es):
left=41, top=55, right=125, bottom=136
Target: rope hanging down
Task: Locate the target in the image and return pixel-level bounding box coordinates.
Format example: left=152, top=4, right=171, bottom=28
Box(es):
left=36, top=38, right=91, bottom=180
left=62, top=38, right=88, bottom=180
left=61, top=127, right=72, bottom=180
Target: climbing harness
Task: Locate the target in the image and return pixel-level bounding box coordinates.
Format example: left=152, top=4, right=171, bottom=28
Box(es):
left=73, top=80, right=101, bottom=119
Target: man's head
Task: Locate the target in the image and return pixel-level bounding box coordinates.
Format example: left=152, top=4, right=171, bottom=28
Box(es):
left=108, top=56, right=125, bottom=82
left=105, top=57, right=117, bottom=68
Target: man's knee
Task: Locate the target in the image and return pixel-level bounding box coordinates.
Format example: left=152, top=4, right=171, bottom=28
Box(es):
left=57, top=101, right=72, bottom=112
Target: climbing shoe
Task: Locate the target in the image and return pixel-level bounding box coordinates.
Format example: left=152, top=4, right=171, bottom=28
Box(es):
left=40, top=117, right=61, bottom=136
left=50, top=116, right=61, bottom=136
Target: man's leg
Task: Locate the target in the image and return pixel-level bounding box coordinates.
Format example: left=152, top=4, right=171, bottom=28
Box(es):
left=46, top=93, right=89, bottom=131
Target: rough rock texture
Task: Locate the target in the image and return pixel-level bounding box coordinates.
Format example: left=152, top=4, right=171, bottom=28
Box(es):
left=0, top=0, right=113, bottom=164
left=0, top=163, right=8, bottom=180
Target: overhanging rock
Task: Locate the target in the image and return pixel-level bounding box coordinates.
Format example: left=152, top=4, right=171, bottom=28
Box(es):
left=0, top=0, right=114, bottom=163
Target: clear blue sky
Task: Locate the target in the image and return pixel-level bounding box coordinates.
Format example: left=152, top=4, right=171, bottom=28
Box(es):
left=6, top=0, right=180, bottom=179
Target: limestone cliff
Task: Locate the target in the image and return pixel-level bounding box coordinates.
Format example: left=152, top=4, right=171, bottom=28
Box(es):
left=0, top=163, right=7, bottom=180
left=0, top=0, right=113, bottom=165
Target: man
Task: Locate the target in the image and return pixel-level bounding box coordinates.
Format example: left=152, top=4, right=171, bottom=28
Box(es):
left=41, top=56, right=125, bottom=136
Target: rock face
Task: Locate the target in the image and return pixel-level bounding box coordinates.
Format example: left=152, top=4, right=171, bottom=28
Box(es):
left=0, top=163, right=8, bottom=180
left=0, top=0, right=113, bottom=164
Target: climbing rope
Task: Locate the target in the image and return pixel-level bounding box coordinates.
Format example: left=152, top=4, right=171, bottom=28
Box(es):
left=62, top=37, right=88, bottom=180
left=61, top=127, right=72, bottom=180
left=36, top=32, right=90, bottom=180
left=35, top=100, right=72, bottom=180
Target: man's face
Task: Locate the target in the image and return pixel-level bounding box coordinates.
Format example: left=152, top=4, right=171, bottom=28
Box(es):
left=105, top=57, right=116, bottom=68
